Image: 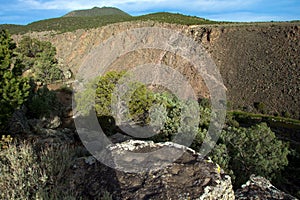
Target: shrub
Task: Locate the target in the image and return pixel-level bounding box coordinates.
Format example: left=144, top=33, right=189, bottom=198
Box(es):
left=26, top=85, right=60, bottom=118
left=101, top=191, right=113, bottom=200
left=209, top=143, right=235, bottom=181
left=254, top=102, right=266, bottom=114
left=282, top=111, right=291, bottom=118
left=95, top=71, right=126, bottom=117
left=149, top=92, right=182, bottom=142
left=219, top=123, right=290, bottom=186
left=0, top=142, right=76, bottom=199
left=75, top=71, right=155, bottom=135
left=58, top=84, right=73, bottom=95
left=225, top=114, right=240, bottom=128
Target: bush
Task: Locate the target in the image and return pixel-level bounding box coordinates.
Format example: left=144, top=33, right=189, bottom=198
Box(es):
left=95, top=71, right=126, bottom=117
left=254, top=102, right=266, bottom=114
left=26, top=85, right=60, bottom=118
left=75, top=71, right=155, bottom=135
left=219, top=123, right=290, bottom=186
left=209, top=143, right=235, bottom=181
left=95, top=71, right=156, bottom=125
left=58, top=84, right=73, bottom=95
left=0, top=142, right=76, bottom=199
left=282, top=111, right=291, bottom=118
left=149, top=92, right=182, bottom=142
left=101, top=191, right=113, bottom=200
left=191, top=116, right=290, bottom=188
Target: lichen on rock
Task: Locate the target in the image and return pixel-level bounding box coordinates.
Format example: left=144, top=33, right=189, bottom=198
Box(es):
left=67, top=140, right=235, bottom=200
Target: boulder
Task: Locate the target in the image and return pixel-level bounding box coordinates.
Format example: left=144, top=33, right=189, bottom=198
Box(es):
left=46, top=115, right=62, bottom=129
left=235, top=174, right=298, bottom=200
left=29, top=116, right=62, bottom=131
left=63, top=69, right=73, bottom=79
left=65, top=140, right=235, bottom=200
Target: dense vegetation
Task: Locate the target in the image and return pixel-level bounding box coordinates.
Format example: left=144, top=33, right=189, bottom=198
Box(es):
left=0, top=143, right=77, bottom=199
left=0, top=31, right=112, bottom=199
left=0, top=32, right=64, bottom=128
left=16, top=36, right=63, bottom=83
left=93, top=71, right=300, bottom=197
left=0, top=30, right=30, bottom=128
left=75, top=71, right=292, bottom=190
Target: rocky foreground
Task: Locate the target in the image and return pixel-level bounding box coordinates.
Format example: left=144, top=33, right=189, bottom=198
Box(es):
left=57, top=139, right=298, bottom=199
left=6, top=101, right=298, bottom=199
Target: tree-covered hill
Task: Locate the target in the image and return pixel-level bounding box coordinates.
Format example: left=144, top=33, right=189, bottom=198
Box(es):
left=0, top=8, right=219, bottom=34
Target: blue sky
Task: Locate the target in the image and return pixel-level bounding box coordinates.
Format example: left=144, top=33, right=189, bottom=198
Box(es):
left=1, top=0, right=300, bottom=25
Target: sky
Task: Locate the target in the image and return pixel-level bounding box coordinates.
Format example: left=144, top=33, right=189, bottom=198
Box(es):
left=0, top=0, right=300, bottom=25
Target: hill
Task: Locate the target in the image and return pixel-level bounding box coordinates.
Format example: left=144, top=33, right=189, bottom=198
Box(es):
left=63, top=6, right=131, bottom=17
left=0, top=9, right=217, bottom=34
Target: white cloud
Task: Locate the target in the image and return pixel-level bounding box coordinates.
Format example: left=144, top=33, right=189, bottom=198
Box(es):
left=207, top=12, right=292, bottom=22
left=16, top=0, right=259, bottom=13
left=3, top=0, right=298, bottom=23
left=17, top=0, right=163, bottom=10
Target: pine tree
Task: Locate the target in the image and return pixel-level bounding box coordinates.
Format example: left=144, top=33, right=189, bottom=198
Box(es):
left=0, top=30, right=30, bottom=127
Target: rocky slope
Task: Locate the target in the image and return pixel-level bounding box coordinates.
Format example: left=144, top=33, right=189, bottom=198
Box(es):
left=12, top=21, right=300, bottom=118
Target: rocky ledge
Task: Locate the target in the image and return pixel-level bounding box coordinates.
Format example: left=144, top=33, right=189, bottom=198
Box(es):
left=67, top=140, right=235, bottom=200
left=67, top=140, right=298, bottom=200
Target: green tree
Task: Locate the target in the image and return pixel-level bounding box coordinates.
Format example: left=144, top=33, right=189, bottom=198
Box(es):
left=95, top=71, right=126, bottom=117
left=0, top=30, right=30, bottom=127
left=94, top=71, right=156, bottom=135
left=17, top=36, right=63, bottom=84
left=75, top=71, right=197, bottom=139
left=219, top=123, right=289, bottom=186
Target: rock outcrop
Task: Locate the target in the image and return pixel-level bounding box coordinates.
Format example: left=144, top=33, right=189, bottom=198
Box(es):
left=235, top=174, right=298, bottom=200
left=66, top=140, right=235, bottom=200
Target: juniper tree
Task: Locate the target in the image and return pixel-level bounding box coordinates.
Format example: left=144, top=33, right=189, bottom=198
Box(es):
left=17, top=36, right=63, bottom=84
left=218, top=123, right=289, bottom=186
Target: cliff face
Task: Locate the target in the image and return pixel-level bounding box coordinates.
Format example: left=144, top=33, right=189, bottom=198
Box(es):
left=13, top=21, right=300, bottom=117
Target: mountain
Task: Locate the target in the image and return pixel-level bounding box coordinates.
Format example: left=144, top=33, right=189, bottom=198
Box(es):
left=63, top=6, right=131, bottom=17
left=0, top=8, right=217, bottom=34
